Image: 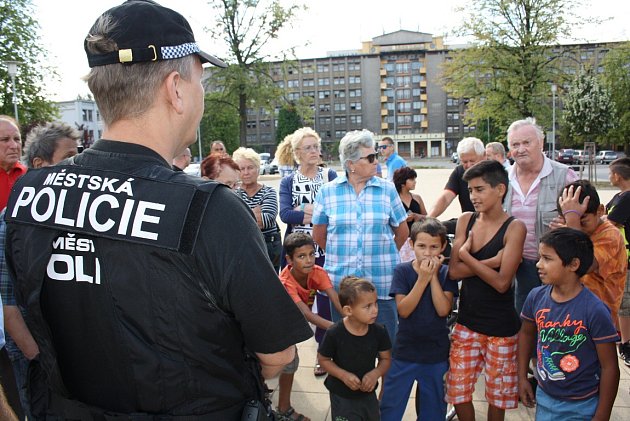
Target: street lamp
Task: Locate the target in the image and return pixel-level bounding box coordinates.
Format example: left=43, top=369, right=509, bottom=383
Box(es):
left=3, top=61, right=21, bottom=124
left=551, top=83, right=557, bottom=160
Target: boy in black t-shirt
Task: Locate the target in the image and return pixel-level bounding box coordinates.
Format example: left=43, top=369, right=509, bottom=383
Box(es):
left=607, top=157, right=630, bottom=366
left=318, top=276, right=392, bottom=421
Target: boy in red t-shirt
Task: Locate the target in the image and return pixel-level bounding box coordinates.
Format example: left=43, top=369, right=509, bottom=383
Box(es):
left=276, top=233, right=342, bottom=421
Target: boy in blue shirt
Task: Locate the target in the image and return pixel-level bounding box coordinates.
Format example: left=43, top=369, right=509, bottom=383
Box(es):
left=380, top=218, right=459, bottom=420
left=519, top=228, right=620, bottom=420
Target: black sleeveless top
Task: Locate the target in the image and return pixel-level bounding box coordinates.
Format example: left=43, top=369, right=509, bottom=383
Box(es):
left=403, top=197, right=422, bottom=231
left=456, top=213, right=521, bottom=337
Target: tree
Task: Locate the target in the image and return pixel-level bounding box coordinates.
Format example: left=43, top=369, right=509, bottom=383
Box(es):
left=0, top=0, right=58, bottom=127
left=275, top=103, right=301, bottom=142
left=562, top=70, right=615, bottom=145
left=199, top=92, right=240, bottom=156
left=601, top=43, right=630, bottom=151
left=208, top=0, right=304, bottom=147
left=441, top=0, right=590, bottom=133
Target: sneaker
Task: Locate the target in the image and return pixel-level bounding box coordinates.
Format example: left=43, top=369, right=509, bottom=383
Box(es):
left=620, top=342, right=630, bottom=367
left=540, top=347, right=566, bottom=381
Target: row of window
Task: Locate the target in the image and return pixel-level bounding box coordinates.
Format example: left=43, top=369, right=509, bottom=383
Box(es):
left=382, top=61, right=425, bottom=74
left=384, top=115, right=426, bottom=125
left=319, top=115, right=363, bottom=125
left=81, top=109, right=100, bottom=122
left=383, top=88, right=427, bottom=99
left=383, top=75, right=426, bottom=86
left=447, top=125, right=476, bottom=133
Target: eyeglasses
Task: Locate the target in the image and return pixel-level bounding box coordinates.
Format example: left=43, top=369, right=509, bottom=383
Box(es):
left=298, top=144, right=320, bottom=152
left=378, top=145, right=391, bottom=150
left=358, top=153, right=378, bottom=163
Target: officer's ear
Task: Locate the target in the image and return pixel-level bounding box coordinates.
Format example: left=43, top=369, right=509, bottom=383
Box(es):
left=165, top=71, right=184, bottom=115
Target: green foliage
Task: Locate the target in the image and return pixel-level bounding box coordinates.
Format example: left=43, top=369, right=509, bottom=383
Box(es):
left=199, top=92, right=240, bottom=157
left=275, top=104, right=301, bottom=142
left=0, top=0, right=58, bottom=128
left=562, top=70, right=615, bottom=143
left=441, top=0, right=589, bottom=133
left=601, top=43, right=630, bottom=149
left=207, top=0, right=304, bottom=146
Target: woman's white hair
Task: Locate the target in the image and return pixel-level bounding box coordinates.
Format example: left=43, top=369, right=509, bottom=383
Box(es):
left=339, top=129, right=375, bottom=171
left=232, top=147, right=261, bottom=168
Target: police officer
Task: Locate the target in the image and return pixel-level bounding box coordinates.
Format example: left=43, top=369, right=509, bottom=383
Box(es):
left=4, top=1, right=312, bottom=419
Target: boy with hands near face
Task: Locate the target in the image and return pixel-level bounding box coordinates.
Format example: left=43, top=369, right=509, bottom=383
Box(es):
left=556, top=180, right=627, bottom=329
left=380, top=218, right=459, bottom=421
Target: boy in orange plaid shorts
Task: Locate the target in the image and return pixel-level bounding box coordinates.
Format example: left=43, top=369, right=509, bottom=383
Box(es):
left=447, top=160, right=526, bottom=420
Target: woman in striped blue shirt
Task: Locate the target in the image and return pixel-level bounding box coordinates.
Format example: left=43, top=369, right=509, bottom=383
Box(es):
left=233, top=147, right=282, bottom=272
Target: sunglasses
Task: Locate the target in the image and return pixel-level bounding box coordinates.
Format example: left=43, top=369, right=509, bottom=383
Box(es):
left=358, top=153, right=378, bottom=163
left=377, top=145, right=391, bottom=150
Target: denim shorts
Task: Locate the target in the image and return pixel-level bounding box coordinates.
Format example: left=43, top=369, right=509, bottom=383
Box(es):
left=535, top=387, right=598, bottom=420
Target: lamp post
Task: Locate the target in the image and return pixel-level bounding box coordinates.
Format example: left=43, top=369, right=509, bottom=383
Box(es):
left=551, top=83, right=557, bottom=160
left=4, top=61, right=21, bottom=123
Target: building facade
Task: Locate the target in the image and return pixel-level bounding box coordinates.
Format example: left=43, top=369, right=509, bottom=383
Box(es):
left=239, top=30, right=620, bottom=158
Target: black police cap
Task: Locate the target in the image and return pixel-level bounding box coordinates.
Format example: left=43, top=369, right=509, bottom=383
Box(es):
left=84, top=0, right=227, bottom=68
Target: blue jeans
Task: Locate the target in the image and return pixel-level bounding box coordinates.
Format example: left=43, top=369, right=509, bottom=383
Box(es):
left=514, top=258, right=541, bottom=314
left=330, top=298, right=398, bottom=346
left=535, top=387, right=598, bottom=420
left=380, top=359, right=448, bottom=421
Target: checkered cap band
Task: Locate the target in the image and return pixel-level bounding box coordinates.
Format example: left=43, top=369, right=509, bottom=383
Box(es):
left=162, top=42, right=200, bottom=60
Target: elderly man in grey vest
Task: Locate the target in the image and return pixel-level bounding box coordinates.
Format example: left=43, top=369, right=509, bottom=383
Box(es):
left=504, top=118, right=578, bottom=312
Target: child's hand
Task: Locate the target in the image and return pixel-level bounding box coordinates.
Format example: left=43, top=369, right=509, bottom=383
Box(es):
left=559, top=185, right=589, bottom=217
left=460, top=231, right=473, bottom=256
left=340, top=371, right=362, bottom=391
left=413, top=258, right=436, bottom=282
left=360, top=370, right=379, bottom=392
left=549, top=215, right=566, bottom=230
left=518, top=377, right=536, bottom=408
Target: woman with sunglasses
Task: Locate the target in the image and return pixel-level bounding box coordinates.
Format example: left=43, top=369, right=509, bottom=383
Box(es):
left=312, top=130, right=409, bottom=346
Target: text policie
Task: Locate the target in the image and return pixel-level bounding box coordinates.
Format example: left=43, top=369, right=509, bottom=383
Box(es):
left=10, top=170, right=165, bottom=241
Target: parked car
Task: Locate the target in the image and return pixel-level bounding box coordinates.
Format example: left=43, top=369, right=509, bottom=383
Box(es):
left=596, top=150, right=618, bottom=164
left=556, top=149, right=576, bottom=165
left=574, top=150, right=595, bottom=164
left=257, top=153, right=278, bottom=175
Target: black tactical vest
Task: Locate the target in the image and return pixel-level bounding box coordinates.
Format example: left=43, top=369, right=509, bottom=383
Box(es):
left=5, top=161, right=255, bottom=419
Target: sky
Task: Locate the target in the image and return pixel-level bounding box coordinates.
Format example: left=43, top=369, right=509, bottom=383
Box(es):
left=31, top=0, right=630, bottom=102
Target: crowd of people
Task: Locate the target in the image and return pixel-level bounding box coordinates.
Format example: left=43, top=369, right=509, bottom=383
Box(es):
left=0, top=2, right=628, bottom=421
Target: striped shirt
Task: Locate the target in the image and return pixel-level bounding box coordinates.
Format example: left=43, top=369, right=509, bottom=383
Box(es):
left=312, top=175, right=407, bottom=299
left=235, top=184, right=279, bottom=236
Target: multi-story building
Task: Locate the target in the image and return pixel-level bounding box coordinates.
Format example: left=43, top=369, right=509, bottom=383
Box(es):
left=56, top=99, right=104, bottom=148
left=242, top=30, right=622, bottom=158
